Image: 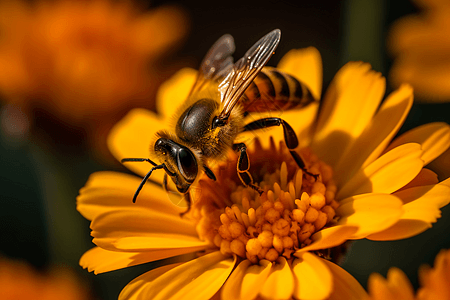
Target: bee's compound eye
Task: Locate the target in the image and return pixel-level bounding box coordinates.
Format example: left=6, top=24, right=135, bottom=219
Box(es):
left=177, top=148, right=198, bottom=183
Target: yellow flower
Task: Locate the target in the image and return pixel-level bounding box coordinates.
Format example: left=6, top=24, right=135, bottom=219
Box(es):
left=388, top=0, right=450, bottom=102
left=0, top=0, right=187, bottom=154
left=0, top=258, right=90, bottom=300
left=366, top=249, right=450, bottom=300
left=78, top=47, right=450, bottom=299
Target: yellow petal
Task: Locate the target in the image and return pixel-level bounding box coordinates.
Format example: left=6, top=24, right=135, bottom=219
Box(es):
left=396, top=180, right=450, bottom=206
left=336, top=193, right=403, bottom=239
left=80, top=246, right=203, bottom=275
left=121, top=251, right=235, bottom=300
left=119, top=263, right=181, bottom=300
left=367, top=183, right=450, bottom=240
left=312, top=62, right=386, bottom=168
left=337, top=143, right=423, bottom=200
left=365, top=219, right=430, bottom=242
left=384, top=122, right=450, bottom=165
left=107, top=109, right=168, bottom=182
left=156, top=68, right=198, bottom=119
left=260, top=257, right=294, bottom=300
left=91, top=207, right=197, bottom=238
left=441, top=176, right=450, bottom=187
left=106, top=235, right=210, bottom=252
left=398, top=168, right=439, bottom=191
left=80, top=247, right=149, bottom=275
left=220, top=260, right=252, bottom=300
left=333, top=84, right=413, bottom=187
left=239, top=260, right=272, bottom=300
left=77, top=171, right=184, bottom=221
left=292, top=252, right=333, bottom=300
left=295, top=225, right=358, bottom=254
left=89, top=208, right=211, bottom=251
left=321, top=259, right=368, bottom=300
left=221, top=259, right=273, bottom=300
left=277, top=47, right=323, bottom=100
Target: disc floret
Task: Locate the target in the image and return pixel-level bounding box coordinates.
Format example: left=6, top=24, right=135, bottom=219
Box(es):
left=191, top=144, right=339, bottom=264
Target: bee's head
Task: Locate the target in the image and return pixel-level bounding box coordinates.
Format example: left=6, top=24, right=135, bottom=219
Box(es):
left=154, top=137, right=199, bottom=193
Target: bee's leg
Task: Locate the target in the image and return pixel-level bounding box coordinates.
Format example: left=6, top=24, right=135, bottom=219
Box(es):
left=233, top=143, right=263, bottom=194
left=163, top=173, right=179, bottom=194
left=163, top=173, right=169, bottom=192
left=180, top=192, right=192, bottom=217
left=243, top=117, right=319, bottom=180
left=204, top=165, right=217, bottom=181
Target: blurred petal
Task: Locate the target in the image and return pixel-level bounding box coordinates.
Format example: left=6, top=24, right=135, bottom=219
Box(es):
left=77, top=171, right=184, bottom=221
left=336, top=194, right=403, bottom=239
left=384, top=122, right=450, bottom=165
left=295, top=225, right=358, bottom=254
left=417, top=249, right=450, bottom=300
left=277, top=47, right=323, bottom=100
left=312, top=62, right=386, bottom=167
left=367, top=182, right=450, bottom=240
left=260, top=257, right=294, bottom=300
left=108, top=109, right=168, bottom=182
left=337, top=143, right=423, bottom=200
left=367, top=272, right=396, bottom=300
left=333, top=84, right=413, bottom=187
left=156, top=68, right=197, bottom=119
left=120, top=251, right=235, bottom=300
left=292, top=252, right=333, bottom=300
left=367, top=268, right=415, bottom=300
left=321, top=259, right=368, bottom=300
left=135, top=6, right=188, bottom=56
left=80, top=246, right=203, bottom=275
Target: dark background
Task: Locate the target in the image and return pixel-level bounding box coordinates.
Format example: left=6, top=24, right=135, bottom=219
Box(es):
left=1, top=0, right=449, bottom=299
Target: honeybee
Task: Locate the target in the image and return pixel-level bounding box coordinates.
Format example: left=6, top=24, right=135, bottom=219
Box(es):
left=122, top=29, right=318, bottom=209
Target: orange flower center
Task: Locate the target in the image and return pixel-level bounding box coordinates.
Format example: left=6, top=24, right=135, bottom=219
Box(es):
left=189, top=140, right=338, bottom=264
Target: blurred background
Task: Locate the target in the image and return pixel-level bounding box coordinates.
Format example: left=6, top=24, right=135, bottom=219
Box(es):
left=0, top=0, right=449, bottom=299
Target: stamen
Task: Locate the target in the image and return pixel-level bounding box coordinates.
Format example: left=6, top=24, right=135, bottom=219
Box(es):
left=191, top=146, right=339, bottom=264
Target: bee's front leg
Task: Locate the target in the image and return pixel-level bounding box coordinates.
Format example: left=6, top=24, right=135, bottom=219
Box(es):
left=233, top=143, right=263, bottom=194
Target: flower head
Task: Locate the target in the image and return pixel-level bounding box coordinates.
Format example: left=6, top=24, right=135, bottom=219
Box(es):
left=366, top=249, right=450, bottom=300
left=0, top=0, right=187, bottom=154
left=78, top=46, right=450, bottom=299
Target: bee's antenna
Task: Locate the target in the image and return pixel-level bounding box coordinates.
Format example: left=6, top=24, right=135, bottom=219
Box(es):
left=121, top=158, right=163, bottom=203
left=132, top=164, right=164, bottom=203
left=121, top=157, right=158, bottom=166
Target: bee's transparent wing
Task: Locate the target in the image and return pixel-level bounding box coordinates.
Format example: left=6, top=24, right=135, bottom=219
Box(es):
left=218, top=29, right=281, bottom=120
left=188, top=34, right=236, bottom=97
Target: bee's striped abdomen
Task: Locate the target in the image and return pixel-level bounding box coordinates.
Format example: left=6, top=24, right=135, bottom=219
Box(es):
left=241, top=67, right=316, bottom=113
